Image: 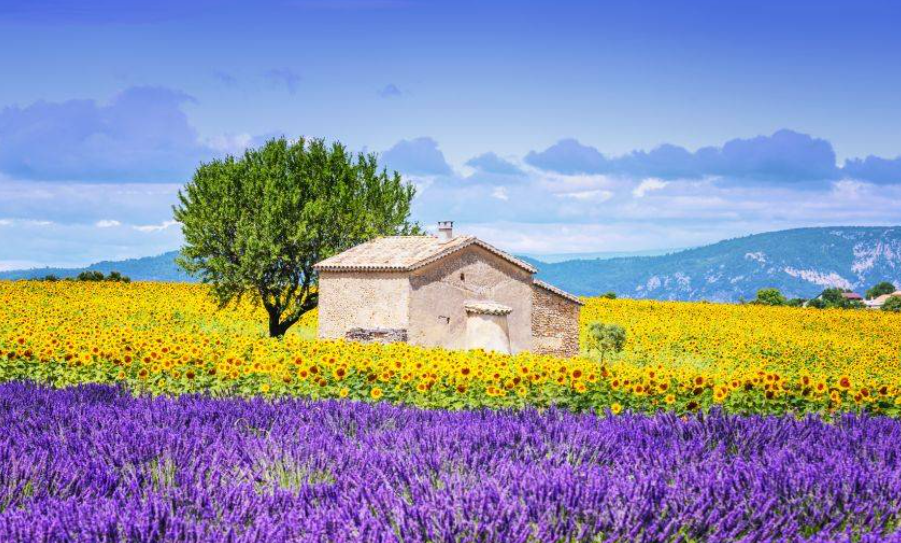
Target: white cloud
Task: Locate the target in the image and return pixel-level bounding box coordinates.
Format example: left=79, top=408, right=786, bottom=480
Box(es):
left=556, top=189, right=614, bottom=202
left=205, top=133, right=253, bottom=155
left=491, top=187, right=509, bottom=201
left=0, top=219, right=182, bottom=269
left=133, top=220, right=178, bottom=233
left=632, top=178, right=669, bottom=198
left=95, top=219, right=122, bottom=228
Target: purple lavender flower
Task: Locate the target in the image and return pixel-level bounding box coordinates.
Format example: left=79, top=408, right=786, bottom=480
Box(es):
left=0, top=382, right=899, bottom=542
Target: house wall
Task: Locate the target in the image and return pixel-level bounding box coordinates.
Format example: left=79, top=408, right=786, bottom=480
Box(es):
left=531, top=286, right=581, bottom=357
left=465, top=312, right=512, bottom=354
left=317, top=271, right=410, bottom=339
left=407, top=246, right=533, bottom=353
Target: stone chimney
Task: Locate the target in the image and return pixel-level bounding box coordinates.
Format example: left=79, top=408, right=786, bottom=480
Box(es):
left=437, top=221, right=454, bottom=241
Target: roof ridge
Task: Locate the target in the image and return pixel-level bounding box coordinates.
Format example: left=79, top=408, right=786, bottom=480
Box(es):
left=313, top=233, right=538, bottom=274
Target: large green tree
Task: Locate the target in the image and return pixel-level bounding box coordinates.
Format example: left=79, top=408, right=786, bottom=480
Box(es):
left=174, top=137, right=420, bottom=337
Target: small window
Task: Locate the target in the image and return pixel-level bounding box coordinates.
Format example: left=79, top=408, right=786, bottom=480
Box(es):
left=459, top=273, right=465, bottom=281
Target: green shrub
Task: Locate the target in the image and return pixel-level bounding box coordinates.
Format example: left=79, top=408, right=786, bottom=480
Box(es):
left=882, top=296, right=901, bottom=313
left=586, top=322, right=626, bottom=357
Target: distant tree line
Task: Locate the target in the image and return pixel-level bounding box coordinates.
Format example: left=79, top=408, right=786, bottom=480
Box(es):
left=31, top=271, right=131, bottom=283
left=747, top=281, right=900, bottom=312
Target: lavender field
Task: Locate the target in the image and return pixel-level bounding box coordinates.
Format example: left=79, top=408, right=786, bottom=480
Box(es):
left=1, top=382, right=900, bottom=542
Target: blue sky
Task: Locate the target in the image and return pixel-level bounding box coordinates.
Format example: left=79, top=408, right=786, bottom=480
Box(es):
left=1, top=0, right=901, bottom=268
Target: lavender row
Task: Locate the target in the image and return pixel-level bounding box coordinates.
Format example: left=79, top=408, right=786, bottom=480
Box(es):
left=1, top=382, right=900, bottom=542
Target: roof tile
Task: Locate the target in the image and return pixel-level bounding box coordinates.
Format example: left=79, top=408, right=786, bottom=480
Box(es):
left=313, top=235, right=537, bottom=273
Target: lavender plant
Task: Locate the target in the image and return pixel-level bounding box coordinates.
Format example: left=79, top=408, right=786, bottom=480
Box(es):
left=1, top=382, right=900, bottom=542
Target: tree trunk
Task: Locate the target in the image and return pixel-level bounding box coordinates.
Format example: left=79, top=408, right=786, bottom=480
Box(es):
left=267, top=308, right=287, bottom=338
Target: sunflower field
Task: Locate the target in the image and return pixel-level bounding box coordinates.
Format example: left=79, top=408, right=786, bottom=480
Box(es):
left=1, top=280, right=900, bottom=415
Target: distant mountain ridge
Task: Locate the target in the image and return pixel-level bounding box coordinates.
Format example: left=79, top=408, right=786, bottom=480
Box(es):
left=2, top=227, right=900, bottom=302
left=0, top=251, right=194, bottom=282
left=528, top=226, right=901, bottom=302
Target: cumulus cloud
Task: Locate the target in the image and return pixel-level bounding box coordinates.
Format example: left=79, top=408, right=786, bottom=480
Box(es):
left=380, top=137, right=452, bottom=176
left=705, top=129, right=839, bottom=182
left=465, top=152, right=524, bottom=176
left=0, top=86, right=214, bottom=182
left=524, top=138, right=609, bottom=175
left=525, top=130, right=845, bottom=185
left=842, top=155, right=901, bottom=184
left=378, top=84, right=403, bottom=98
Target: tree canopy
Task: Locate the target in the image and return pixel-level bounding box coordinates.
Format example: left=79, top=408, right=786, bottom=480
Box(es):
left=752, top=288, right=788, bottom=306
left=807, top=288, right=862, bottom=310
left=866, top=281, right=897, bottom=300
left=174, top=137, right=420, bottom=337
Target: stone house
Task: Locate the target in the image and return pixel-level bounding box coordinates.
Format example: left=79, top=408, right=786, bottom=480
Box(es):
left=313, top=222, right=583, bottom=357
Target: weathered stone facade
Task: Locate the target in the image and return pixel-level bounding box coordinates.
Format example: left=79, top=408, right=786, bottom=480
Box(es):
left=314, top=225, right=583, bottom=358
left=345, top=327, right=408, bottom=344
left=407, top=246, right=534, bottom=353
left=531, top=282, right=581, bottom=358
left=317, top=272, right=409, bottom=340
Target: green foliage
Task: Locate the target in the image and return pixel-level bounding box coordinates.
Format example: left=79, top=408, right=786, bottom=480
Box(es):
left=866, top=281, right=897, bottom=300
left=882, top=296, right=901, bottom=313
left=76, top=271, right=106, bottom=282
left=808, top=288, right=863, bottom=310
left=174, top=136, right=420, bottom=337
left=752, top=288, right=787, bottom=306
left=586, top=322, right=626, bottom=357
left=70, top=271, right=131, bottom=283
left=601, top=291, right=617, bottom=299
left=105, top=271, right=131, bottom=283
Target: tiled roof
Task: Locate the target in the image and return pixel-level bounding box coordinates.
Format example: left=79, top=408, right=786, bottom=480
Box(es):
left=533, top=279, right=584, bottom=306
left=464, top=300, right=513, bottom=315
left=313, top=235, right=538, bottom=273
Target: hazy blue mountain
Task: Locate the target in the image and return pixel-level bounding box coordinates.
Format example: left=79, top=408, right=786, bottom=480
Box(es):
left=0, top=251, right=195, bottom=282
left=523, top=248, right=686, bottom=263
left=527, top=227, right=901, bottom=302
left=3, top=227, right=900, bottom=302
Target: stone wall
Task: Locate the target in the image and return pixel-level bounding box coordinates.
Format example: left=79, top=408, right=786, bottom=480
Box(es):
left=531, top=285, right=581, bottom=357
left=345, top=327, right=408, bottom=344
left=317, top=271, right=410, bottom=339
left=407, top=245, right=534, bottom=353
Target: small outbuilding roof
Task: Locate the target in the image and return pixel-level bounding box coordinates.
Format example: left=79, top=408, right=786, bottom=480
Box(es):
left=464, top=300, right=513, bottom=315
left=533, top=279, right=584, bottom=306
left=314, top=235, right=538, bottom=274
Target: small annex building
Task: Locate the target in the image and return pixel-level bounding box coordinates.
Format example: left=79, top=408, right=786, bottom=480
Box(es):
left=314, top=222, right=583, bottom=357
left=865, top=291, right=901, bottom=309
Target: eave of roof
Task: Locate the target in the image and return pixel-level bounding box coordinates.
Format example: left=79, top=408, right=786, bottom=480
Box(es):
left=533, top=279, right=584, bottom=306
left=313, top=235, right=538, bottom=274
